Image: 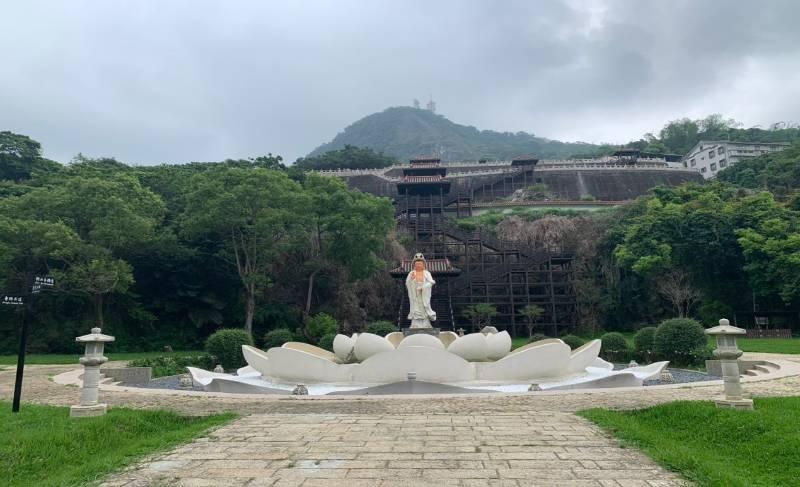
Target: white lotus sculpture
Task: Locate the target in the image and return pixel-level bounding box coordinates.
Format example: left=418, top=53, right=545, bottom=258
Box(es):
left=188, top=330, right=668, bottom=395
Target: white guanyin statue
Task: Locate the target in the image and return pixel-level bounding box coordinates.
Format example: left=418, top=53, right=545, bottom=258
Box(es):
left=405, top=253, right=436, bottom=328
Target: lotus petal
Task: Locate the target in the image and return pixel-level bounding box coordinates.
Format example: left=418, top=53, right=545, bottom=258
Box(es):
left=565, top=339, right=601, bottom=374
left=266, top=347, right=356, bottom=383
left=333, top=334, right=356, bottom=361
left=507, top=338, right=564, bottom=356
left=385, top=331, right=404, bottom=348
left=486, top=330, right=512, bottom=360
left=447, top=333, right=489, bottom=361
left=354, top=333, right=395, bottom=362
left=236, top=365, right=259, bottom=377
left=477, top=342, right=571, bottom=380
left=542, top=371, right=642, bottom=390
left=398, top=333, right=445, bottom=350
left=480, top=326, right=499, bottom=335
left=352, top=347, right=475, bottom=383
left=625, top=361, right=670, bottom=381
left=591, top=357, right=614, bottom=370
left=282, top=342, right=337, bottom=362
left=438, top=331, right=458, bottom=348
left=242, top=345, right=271, bottom=377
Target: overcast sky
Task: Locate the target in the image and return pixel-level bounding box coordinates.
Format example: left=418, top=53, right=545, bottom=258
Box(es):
left=2, top=0, right=799, bottom=165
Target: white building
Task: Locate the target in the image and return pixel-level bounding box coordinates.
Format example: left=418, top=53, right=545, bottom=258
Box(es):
left=682, top=140, right=790, bottom=179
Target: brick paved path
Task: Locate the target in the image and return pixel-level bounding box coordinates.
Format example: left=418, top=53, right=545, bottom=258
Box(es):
left=101, top=412, right=687, bottom=487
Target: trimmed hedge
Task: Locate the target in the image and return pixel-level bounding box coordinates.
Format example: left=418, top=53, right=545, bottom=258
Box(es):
left=307, top=313, right=337, bottom=341
left=561, top=334, right=585, bottom=350
left=318, top=333, right=336, bottom=352
left=262, top=328, right=293, bottom=350
left=600, top=332, right=629, bottom=362
left=634, top=327, right=658, bottom=353
left=366, top=321, right=397, bottom=336
left=205, top=328, right=253, bottom=371
left=654, top=318, right=707, bottom=366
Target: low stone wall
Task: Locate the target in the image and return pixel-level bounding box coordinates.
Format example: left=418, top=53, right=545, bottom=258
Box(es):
left=705, top=360, right=762, bottom=377
left=101, top=367, right=152, bottom=384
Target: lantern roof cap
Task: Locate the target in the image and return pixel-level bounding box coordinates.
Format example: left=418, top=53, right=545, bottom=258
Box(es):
left=705, top=318, right=745, bottom=336
left=76, top=327, right=116, bottom=343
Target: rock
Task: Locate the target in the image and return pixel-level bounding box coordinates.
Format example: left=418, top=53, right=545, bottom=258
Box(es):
left=292, top=384, right=308, bottom=395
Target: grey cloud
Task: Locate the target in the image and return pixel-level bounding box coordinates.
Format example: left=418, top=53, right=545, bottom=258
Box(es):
left=1, top=0, right=798, bottom=164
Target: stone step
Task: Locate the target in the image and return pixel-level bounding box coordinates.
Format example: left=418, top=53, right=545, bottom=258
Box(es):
left=753, top=364, right=772, bottom=374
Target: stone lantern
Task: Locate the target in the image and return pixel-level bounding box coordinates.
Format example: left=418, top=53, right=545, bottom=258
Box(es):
left=70, top=327, right=115, bottom=418
left=705, top=318, right=754, bottom=410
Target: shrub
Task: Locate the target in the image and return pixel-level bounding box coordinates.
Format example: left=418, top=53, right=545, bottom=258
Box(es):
left=633, top=327, right=658, bottom=353
left=561, top=334, right=585, bottom=350
left=654, top=318, right=707, bottom=366
left=600, top=332, right=629, bottom=362
left=204, top=328, right=253, bottom=371
left=528, top=333, right=549, bottom=343
left=318, top=333, right=336, bottom=352
left=306, top=313, right=337, bottom=341
left=262, top=328, right=293, bottom=350
left=366, top=320, right=397, bottom=336
left=128, top=354, right=215, bottom=378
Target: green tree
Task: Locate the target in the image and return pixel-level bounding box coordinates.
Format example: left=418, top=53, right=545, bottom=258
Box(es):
left=1, top=172, right=165, bottom=327
left=658, top=118, right=700, bottom=155
left=0, top=131, right=61, bottom=181
left=462, top=303, right=498, bottom=330
left=518, top=304, right=544, bottom=337
left=294, top=145, right=397, bottom=171
left=181, top=167, right=309, bottom=335
left=300, top=174, right=394, bottom=326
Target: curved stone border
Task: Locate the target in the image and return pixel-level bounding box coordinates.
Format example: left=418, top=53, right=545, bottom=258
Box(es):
left=52, top=358, right=800, bottom=401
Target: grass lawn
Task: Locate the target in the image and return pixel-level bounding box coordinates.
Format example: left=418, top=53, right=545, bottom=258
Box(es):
left=580, top=397, right=800, bottom=487
left=0, top=350, right=204, bottom=366
left=0, top=401, right=236, bottom=487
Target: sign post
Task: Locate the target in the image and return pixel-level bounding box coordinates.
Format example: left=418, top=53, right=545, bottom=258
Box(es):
left=6, top=275, right=54, bottom=413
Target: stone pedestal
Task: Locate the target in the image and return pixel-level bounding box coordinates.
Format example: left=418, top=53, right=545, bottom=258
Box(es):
left=706, top=319, right=754, bottom=411
left=715, top=398, right=755, bottom=410
left=403, top=327, right=440, bottom=337
left=70, top=403, right=108, bottom=417
left=70, top=327, right=115, bottom=418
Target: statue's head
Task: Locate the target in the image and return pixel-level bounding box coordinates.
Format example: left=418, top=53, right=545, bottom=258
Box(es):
left=413, top=252, right=426, bottom=271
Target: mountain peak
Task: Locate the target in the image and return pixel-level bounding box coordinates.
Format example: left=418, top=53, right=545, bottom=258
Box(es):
left=307, top=106, right=600, bottom=162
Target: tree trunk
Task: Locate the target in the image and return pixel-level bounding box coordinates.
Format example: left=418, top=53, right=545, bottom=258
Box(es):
left=94, top=294, right=104, bottom=328
left=304, top=270, right=318, bottom=320
left=244, top=285, right=255, bottom=336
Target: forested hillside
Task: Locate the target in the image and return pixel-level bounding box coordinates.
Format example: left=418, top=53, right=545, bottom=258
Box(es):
left=307, top=106, right=602, bottom=162
left=0, top=132, right=398, bottom=353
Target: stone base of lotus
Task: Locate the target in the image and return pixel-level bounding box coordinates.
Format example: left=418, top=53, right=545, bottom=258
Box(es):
left=185, top=332, right=669, bottom=396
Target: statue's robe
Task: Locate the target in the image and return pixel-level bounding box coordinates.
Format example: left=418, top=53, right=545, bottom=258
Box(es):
left=406, top=269, right=436, bottom=328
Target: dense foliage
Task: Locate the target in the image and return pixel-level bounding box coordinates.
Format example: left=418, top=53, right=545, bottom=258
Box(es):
left=653, top=318, right=708, bottom=366
left=560, top=334, right=585, bottom=350
left=294, top=145, right=397, bottom=170
left=717, top=143, right=800, bottom=202
left=127, top=353, right=215, bottom=378
left=633, top=327, right=658, bottom=354
left=308, top=106, right=602, bottom=162
left=204, top=328, right=253, bottom=370
left=0, top=134, right=396, bottom=353
left=262, top=329, right=294, bottom=349
left=365, top=320, right=397, bottom=336
left=583, top=115, right=800, bottom=158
